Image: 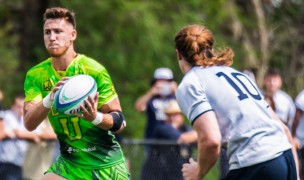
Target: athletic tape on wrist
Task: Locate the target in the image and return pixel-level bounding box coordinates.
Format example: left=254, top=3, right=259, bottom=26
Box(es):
left=92, top=112, right=103, bottom=125
left=42, top=94, right=53, bottom=109
left=109, top=110, right=125, bottom=132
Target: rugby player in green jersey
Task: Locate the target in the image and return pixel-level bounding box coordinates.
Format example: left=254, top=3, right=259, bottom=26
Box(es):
left=23, top=7, right=130, bottom=180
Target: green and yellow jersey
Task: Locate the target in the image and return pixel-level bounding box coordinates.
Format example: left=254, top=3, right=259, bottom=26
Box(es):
left=24, top=54, right=125, bottom=168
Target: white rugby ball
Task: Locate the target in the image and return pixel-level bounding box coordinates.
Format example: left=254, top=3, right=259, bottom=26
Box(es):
left=53, top=74, right=97, bottom=115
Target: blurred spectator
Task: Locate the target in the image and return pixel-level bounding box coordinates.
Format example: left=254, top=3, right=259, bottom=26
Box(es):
left=0, top=95, right=39, bottom=180
left=135, top=67, right=177, bottom=153
left=22, top=118, right=57, bottom=180
left=0, top=111, right=5, bottom=141
left=0, top=90, right=5, bottom=140
left=0, top=91, right=5, bottom=141
left=140, top=100, right=197, bottom=180
left=263, top=68, right=296, bottom=128
left=292, top=90, right=304, bottom=178
left=0, top=90, right=4, bottom=110
left=154, top=100, right=197, bottom=143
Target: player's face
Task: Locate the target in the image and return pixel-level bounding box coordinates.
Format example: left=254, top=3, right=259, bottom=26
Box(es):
left=176, top=49, right=186, bottom=74
left=167, top=113, right=183, bottom=129
left=13, top=98, right=24, bottom=117
left=154, top=80, right=173, bottom=97
left=43, top=18, right=76, bottom=57
left=264, top=75, right=282, bottom=94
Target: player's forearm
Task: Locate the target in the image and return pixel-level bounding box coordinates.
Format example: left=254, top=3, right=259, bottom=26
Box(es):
left=197, top=138, right=220, bottom=179
left=0, top=122, right=5, bottom=140
left=178, top=130, right=198, bottom=143
left=14, top=129, right=39, bottom=141
left=292, top=110, right=302, bottom=137
left=94, top=112, right=126, bottom=133
left=134, top=90, right=155, bottom=112
left=24, top=102, right=50, bottom=131
left=291, top=140, right=300, bottom=180
left=95, top=113, right=115, bottom=130
left=0, top=131, right=5, bottom=140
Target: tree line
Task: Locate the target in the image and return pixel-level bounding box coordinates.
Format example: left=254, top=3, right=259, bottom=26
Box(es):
left=0, top=0, right=303, bottom=137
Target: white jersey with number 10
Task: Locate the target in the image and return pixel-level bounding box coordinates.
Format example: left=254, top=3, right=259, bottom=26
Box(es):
left=176, top=66, right=291, bottom=170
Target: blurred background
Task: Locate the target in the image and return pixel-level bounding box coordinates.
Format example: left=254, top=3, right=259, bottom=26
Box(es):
left=1, top=0, right=303, bottom=138
left=0, top=0, right=303, bottom=179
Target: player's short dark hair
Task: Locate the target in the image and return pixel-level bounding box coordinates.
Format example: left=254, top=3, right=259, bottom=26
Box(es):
left=265, top=68, right=281, bottom=77
left=43, top=7, right=76, bottom=29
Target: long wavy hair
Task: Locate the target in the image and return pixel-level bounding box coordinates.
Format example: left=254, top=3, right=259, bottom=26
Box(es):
left=174, top=25, right=234, bottom=67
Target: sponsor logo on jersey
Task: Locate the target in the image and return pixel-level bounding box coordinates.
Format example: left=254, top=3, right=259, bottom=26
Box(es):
left=43, top=80, right=53, bottom=91
left=67, top=146, right=97, bottom=153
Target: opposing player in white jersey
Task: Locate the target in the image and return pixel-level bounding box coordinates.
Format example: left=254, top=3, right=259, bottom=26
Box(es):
left=174, top=24, right=298, bottom=180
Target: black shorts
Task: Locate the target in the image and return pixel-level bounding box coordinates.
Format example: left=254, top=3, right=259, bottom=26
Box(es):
left=223, top=149, right=297, bottom=180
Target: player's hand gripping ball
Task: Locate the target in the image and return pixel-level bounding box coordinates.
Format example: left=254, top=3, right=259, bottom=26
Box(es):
left=53, top=74, right=97, bottom=115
